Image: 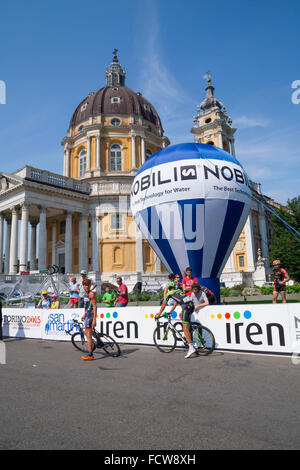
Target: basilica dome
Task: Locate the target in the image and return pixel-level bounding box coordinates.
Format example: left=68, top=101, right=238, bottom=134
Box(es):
left=69, top=50, right=163, bottom=135
left=69, top=86, right=163, bottom=132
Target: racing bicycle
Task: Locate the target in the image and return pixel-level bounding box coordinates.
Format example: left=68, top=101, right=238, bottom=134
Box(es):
left=153, top=312, right=215, bottom=355
left=65, top=319, right=120, bottom=357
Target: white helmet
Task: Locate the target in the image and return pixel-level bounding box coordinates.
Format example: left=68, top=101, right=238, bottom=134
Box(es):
left=80, top=270, right=87, bottom=275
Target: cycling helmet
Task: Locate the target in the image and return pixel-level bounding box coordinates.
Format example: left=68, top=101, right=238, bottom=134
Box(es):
left=167, top=281, right=175, bottom=289
left=42, top=290, right=48, bottom=295
left=272, top=260, right=281, bottom=266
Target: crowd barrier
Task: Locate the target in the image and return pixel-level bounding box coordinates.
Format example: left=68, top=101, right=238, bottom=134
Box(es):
left=2, top=303, right=300, bottom=355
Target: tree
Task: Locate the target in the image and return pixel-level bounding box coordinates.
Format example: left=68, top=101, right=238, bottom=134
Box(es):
left=268, top=196, right=300, bottom=282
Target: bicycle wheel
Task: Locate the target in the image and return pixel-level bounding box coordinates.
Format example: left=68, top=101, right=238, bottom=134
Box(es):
left=153, top=325, right=177, bottom=353
left=71, top=332, right=96, bottom=353
left=190, top=323, right=215, bottom=356
left=97, top=333, right=121, bottom=357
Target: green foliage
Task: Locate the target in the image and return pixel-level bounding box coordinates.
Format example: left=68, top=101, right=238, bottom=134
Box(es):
left=269, top=196, right=300, bottom=282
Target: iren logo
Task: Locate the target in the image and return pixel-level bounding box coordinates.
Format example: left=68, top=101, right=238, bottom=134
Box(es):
left=97, top=311, right=138, bottom=340
left=214, top=310, right=286, bottom=347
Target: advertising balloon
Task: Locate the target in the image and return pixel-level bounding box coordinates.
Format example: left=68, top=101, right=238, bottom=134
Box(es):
left=130, top=143, right=252, bottom=302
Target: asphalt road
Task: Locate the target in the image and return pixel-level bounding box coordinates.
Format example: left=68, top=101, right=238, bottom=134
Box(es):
left=1, top=338, right=300, bottom=450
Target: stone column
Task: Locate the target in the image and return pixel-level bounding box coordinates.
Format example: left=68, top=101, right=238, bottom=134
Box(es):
left=230, top=139, right=236, bottom=157
left=141, top=136, right=146, bottom=165
left=136, top=226, right=143, bottom=274
left=131, top=134, right=136, bottom=170
left=64, top=148, right=70, bottom=177
left=92, top=212, right=99, bottom=272
left=0, top=213, right=3, bottom=273
left=79, top=213, right=88, bottom=272
left=52, top=222, right=56, bottom=265
left=155, top=255, right=161, bottom=274
left=95, top=133, right=101, bottom=176
left=38, top=207, right=47, bottom=271
left=4, top=218, right=11, bottom=274
left=65, top=212, right=73, bottom=273
left=244, top=214, right=255, bottom=272
left=86, top=136, right=91, bottom=172
left=218, top=132, right=223, bottom=149
left=30, top=222, right=37, bottom=271
left=19, top=204, right=29, bottom=271
left=9, top=207, right=19, bottom=274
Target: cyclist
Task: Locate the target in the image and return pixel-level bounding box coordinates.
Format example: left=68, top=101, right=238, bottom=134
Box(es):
left=272, top=260, right=290, bottom=304
left=81, top=278, right=97, bottom=361
left=156, top=282, right=200, bottom=358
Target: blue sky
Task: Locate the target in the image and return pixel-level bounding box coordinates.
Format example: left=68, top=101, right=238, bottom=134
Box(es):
left=0, top=0, right=299, bottom=204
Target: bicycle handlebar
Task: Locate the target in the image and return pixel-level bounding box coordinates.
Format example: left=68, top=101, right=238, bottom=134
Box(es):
left=155, top=312, right=171, bottom=321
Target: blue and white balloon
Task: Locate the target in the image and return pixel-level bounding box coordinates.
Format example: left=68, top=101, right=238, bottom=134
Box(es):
left=130, top=143, right=251, bottom=301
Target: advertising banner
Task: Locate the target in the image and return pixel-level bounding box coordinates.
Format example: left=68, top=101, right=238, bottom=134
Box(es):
left=2, top=303, right=300, bottom=355
left=2, top=309, right=42, bottom=339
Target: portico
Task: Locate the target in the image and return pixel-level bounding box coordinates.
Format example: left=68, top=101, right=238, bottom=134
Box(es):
left=0, top=166, right=93, bottom=275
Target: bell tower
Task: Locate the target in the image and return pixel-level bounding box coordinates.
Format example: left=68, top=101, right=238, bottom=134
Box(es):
left=191, top=72, right=236, bottom=155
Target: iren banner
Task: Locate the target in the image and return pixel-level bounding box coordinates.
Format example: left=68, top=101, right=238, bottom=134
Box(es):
left=2, top=304, right=300, bottom=355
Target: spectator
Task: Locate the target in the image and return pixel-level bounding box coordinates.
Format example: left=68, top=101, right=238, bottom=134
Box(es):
left=190, top=283, right=209, bottom=312
left=102, top=286, right=117, bottom=307
left=114, top=277, right=128, bottom=307
left=174, top=274, right=182, bottom=290
left=37, top=290, right=52, bottom=309
left=272, top=260, right=290, bottom=304
left=182, top=267, right=198, bottom=296
left=78, top=271, right=96, bottom=308
left=200, top=285, right=217, bottom=305
left=50, top=294, right=60, bottom=309
left=69, top=276, right=80, bottom=308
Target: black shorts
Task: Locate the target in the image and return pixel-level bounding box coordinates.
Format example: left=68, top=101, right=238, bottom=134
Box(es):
left=181, top=303, right=194, bottom=326
left=274, top=283, right=286, bottom=293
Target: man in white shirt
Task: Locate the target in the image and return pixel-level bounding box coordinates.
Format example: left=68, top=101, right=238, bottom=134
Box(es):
left=190, top=283, right=209, bottom=312
left=78, top=270, right=96, bottom=307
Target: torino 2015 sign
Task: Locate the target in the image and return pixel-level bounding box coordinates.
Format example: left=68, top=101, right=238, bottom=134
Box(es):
left=130, top=143, right=252, bottom=302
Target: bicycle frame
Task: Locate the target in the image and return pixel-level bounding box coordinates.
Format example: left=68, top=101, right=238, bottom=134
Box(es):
left=156, top=317, right=188, bottom=346
left=65, top=320, right=85, bottom=339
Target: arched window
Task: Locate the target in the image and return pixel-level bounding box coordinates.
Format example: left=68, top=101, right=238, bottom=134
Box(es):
left=110, top=144, right=122, bottom=171
left=113, top=247, right=122, bottom=265
left=79, top=149, right=86, bottom=176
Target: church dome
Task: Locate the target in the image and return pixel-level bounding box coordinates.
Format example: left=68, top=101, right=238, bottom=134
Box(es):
left=69, top=86, right=163, bottom=132
left=69, top=50, right=163, bottom=134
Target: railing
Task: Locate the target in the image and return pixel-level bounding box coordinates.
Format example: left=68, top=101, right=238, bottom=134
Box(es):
left=90, top=182, right=132, bottom=195
left=22, top=167, right=91, bottom=194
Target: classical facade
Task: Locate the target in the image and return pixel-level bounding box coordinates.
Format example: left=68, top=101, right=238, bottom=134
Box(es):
left=0, top=54, right=273, bottom=289
left=0, top=52, right=170, bottom=290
